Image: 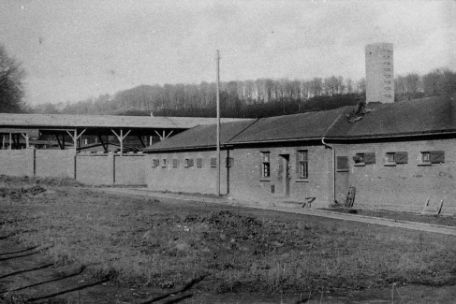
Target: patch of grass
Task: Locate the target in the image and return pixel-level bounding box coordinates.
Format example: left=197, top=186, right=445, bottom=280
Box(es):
left=1, top=181, right=456, bottom=297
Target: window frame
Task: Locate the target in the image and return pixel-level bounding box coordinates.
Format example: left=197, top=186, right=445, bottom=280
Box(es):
left=152, top=159, right=160, bottom=168
left=353, top=152, right=365, bottom=166
left=210, top=157, right=217, bottom=169
left=297, top=150, right=308, bottom=179
left=261, top=151, right=271, bottom=179
left=185, top=158, right=194, bottom=168
left=336, top=156, right=349, bottom=172
left=385, top=152, right=396, bottom=166
left=172, top=159, right=179, bottom=168
left=161, top=158, right=168, bottom=168
left=196, top=158, right=203, bottom=168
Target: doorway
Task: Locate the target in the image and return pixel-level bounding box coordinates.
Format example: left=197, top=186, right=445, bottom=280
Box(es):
left=279, top=154, right=291, bottom=197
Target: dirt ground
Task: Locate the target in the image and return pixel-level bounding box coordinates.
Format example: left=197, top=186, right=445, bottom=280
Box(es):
left=1, top=176, right=456, bottom=303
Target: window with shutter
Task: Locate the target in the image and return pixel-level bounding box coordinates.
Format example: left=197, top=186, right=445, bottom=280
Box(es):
left=395, top=152, right=408, bottom=164
left=336, top=156, right=349, bottom=172
left=430, top=151, right=445, bottom=164
left=353, top=153, right=365, bottom=165
left=364, top=152, right=376, bottom=164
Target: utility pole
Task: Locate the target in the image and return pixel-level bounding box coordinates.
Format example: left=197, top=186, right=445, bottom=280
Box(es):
left=216, top=50, right=221, bottom=196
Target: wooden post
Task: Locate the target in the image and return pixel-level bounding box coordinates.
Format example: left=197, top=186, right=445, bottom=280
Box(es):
left=21, top=133, right=30, bottom=149
left=120, top=129, right=123, bottom=155
left=111, top=129, right=131, bottom=156
left=2, top=134, right=5, bottom=149
left=66, top=129, right=86, bottom=153
left=215, top=49, right=221, bottom=196
left=437, top=199, right=444, bottom=216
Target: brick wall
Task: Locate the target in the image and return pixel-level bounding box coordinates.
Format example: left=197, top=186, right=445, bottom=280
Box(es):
left=334, top=139, right=456, bottom=214
left=146, top=151, right=229, bottom=195
left=228, top=146, right=332, bottom=208
left=146, top=145, right=332, bottom=208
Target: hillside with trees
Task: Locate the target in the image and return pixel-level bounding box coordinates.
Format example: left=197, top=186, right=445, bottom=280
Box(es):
left=32, top=68, right=456, bottom=118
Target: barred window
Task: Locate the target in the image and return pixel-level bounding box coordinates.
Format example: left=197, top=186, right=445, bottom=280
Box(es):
left=185, top=158, right=194, bottom=168
left=172, top=159, right=179, bottom=168
left=210, top=157, right=217, bottom=168
left=196, top=158, right=203, bottom=168
left=152, top=159, right=160, bottom=168
left=297, top=150, right=308, bottom=179
left=161, top=158, right=167, bottom=168
left=261, top=152, right=270, bottom=178
left=421, top=152, right=430, bottom=163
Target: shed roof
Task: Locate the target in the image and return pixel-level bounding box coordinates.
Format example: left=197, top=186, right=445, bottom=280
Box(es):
left=0, top=113, right=246, bottom=130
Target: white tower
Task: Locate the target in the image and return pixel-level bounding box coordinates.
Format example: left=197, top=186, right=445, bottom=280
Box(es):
left=365, top=43, right=394, bottom=103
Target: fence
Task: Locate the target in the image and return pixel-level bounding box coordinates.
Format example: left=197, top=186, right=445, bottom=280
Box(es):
left=0, top=149, right=145, bottom=185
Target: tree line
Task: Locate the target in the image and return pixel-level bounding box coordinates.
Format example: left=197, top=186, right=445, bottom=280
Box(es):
left=36, top=69, right=454, bottom=118
left=1, top=43, right=455, bottom=117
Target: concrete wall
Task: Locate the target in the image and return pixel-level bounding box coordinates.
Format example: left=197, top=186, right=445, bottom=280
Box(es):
left=0, top=149, right=145, bottom=185
left=335, top=139, right=456, bottom=214
left=76, top=154, right=113, bottom=185
left=114, top=155, right=145, bottom=185
left=0, top=149, right=33, bottom=177
left=35, top=149, right=75, bottom=178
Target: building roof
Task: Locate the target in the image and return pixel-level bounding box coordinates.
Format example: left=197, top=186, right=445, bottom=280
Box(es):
left=144, top=119, right=256, bottom=152
left=0, top=113, right=246, bottom=130
left=229, top=107, right=349, bottom=144
left=327, top=96, right=456, bottom=140
left=145, top=95, right=456, bottom=153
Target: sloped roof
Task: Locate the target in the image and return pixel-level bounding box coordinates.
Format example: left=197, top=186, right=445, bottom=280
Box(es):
left=229, top=107, right=349, bottom=144
left=0, top=113, right=246, bottom=130
left=327, top=96, right=456, bottom=140
left=145, top=95, right=456, bottom=153
left=144, top=119, right=257, bottom=152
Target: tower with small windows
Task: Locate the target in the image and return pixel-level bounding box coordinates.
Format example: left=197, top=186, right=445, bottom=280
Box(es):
left=365, top=43, right=394, bottom=103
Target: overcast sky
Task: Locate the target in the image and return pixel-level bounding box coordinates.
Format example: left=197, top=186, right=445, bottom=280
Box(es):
left=0, top=0, right=454, bottom=105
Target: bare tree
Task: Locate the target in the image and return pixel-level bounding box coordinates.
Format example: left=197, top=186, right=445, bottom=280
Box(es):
left=0, top=45, right=25, bottom=112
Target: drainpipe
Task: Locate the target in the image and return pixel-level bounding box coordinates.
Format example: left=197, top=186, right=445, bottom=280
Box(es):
left=321, top=136, right=336, bottom=203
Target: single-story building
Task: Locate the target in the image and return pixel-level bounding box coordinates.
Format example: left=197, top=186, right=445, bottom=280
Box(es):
left=144, top=96, right=456, bottom=214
